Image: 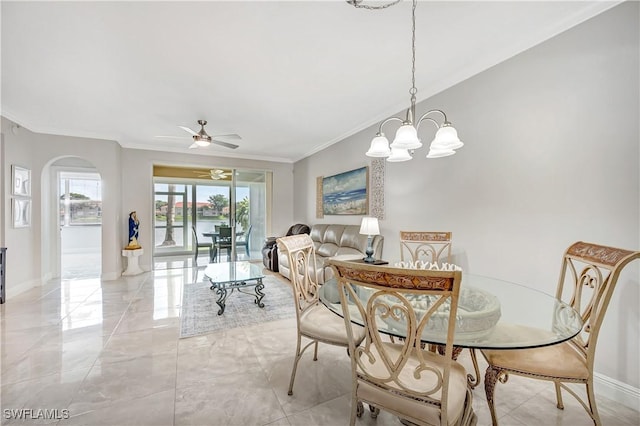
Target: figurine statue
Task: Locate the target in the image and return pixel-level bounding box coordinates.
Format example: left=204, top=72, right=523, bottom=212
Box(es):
left=125, top=211, right=141, bottom=250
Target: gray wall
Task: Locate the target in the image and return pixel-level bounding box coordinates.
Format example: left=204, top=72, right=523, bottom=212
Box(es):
left=294, top=3, right=640, bottom=390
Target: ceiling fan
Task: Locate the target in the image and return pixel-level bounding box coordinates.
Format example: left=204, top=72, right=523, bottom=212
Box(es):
left=194, top=169, right=233, bottom=180
left=156, top=120, right=241, bottom=150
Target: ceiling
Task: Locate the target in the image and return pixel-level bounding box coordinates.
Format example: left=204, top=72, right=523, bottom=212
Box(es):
left=1, top=1, right=619, bottom=163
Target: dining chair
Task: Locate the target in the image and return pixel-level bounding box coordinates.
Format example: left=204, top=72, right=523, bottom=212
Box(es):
left=276, top=234, right=365, bottom=396
left=400, top=231, right=452, bottom=265
left=215, top=226, right=233, bottom=262
left=328, top=259, right=476, bottom=426
left=398, top=231, right=481, bottom=389
left=481, top=241, right=640, bottom=426
left=236, top=225, right=252, bottom=257
left=191, top=226, right=213, bottom=264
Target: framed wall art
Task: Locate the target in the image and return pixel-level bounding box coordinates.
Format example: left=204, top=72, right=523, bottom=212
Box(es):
left=12, top=165, right=31, bottom=197
left=12, top=198, right=31, bottom=228
left=321, top=166, right=368, bottom=215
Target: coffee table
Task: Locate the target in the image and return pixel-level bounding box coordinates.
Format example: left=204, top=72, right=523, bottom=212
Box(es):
left=203, top=261, right=265, bottom=315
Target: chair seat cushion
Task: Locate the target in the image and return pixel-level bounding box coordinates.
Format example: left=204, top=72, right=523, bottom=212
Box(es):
left=357, top=343, right=468, bottom=425
left=300, top=304, right=365, bottom=346
left=482, top=341, right=588, bottom=380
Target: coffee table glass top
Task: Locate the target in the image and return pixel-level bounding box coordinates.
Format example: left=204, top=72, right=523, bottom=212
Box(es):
left=204, top=261, right=264, bottom=284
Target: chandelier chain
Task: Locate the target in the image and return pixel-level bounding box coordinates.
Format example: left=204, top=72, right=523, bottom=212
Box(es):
left=347, top=0, right=402, bottom=10
left=410, top=0, right=417, bottom=98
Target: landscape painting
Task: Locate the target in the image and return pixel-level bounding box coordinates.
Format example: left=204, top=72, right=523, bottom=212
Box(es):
left=322, top=167, right=368, bottom=215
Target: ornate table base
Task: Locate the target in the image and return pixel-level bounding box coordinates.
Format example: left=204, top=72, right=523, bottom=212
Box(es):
left=209, top=277, right=265, bottom=315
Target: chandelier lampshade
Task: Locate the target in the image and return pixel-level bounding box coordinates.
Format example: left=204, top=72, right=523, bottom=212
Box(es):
left=387, top=147, right=412, bottom=162
left=390, top=124, right=422, bottom=150
left=426, top=146, right=456, bottom=158
left=366, top=134, right=392, bottom=157
left=430, top=125, right=464, bottom=150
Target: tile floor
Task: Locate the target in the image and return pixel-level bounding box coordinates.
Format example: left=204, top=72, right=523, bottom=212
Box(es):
left=1, top=265, right=638, bottom=425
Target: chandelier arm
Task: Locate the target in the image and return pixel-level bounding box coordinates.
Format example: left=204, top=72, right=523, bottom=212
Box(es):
left=415, top=117, right=440, bottom=132
left=416, top=109, right=448, bottom=130
left=377, top=116, right=404, bottom=134
left=347, top=0, right=402, bottom=10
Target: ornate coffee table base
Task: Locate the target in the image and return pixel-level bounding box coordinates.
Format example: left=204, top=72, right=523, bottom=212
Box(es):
left=210, top=278, right=265, bottom=315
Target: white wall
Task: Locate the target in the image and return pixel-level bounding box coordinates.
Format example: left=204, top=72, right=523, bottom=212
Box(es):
left=294, top=2, right=640, bottom=391
left=1, top=116, right=122, bottom=289
left=1, top=119, right=294, bottom=294
left=120, top=148, right=294, bottom=270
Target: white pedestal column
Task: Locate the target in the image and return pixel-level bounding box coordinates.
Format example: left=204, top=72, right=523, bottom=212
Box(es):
left=122, top=248, right=144, bottom=276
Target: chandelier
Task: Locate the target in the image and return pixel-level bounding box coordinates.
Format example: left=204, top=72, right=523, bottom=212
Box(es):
left=349, top=0, right=464, bottom=162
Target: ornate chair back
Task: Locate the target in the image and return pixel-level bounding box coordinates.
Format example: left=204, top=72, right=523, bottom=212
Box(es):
left=400, top=231, right=452, bottom=265
left=481, top=241, right=640, bottom=426
left=277, top=234, right=363, bottom=397
left=329, top=259, right=474, bottom=426
left=557, top=241, right=640, bottom=370
left=277, top=234, right=320, bottom=323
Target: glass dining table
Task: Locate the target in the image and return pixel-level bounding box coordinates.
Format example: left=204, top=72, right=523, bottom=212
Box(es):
left=319, top=271, right=583, bottom=389
left=202, top=230, right=244, bottom=262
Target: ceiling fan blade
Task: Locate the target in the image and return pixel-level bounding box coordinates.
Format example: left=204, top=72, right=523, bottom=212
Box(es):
left=188, top=142, right=199, bottom=149
left=211, top=133, right=242, bottom=140
left=211, top=139, right=239, bottom=149
left=155, top=135, right=190, bottom=140
left=179, top=126, right=199, bottom=136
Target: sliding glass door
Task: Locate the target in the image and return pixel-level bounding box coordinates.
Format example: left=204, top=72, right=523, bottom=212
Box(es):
left=152, top=167, right=268, bottom=264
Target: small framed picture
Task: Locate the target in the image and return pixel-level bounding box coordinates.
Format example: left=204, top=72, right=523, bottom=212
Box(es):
left=13, top=198, right=31, bottom=228
left=12, top=165, right=31, bottom=197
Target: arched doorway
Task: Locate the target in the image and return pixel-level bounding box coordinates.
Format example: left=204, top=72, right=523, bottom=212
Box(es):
left=44, top=157, right=102, bottom=279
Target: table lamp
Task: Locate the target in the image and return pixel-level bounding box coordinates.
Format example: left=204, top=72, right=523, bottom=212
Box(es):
left=359, top=217, right=380, bottom=263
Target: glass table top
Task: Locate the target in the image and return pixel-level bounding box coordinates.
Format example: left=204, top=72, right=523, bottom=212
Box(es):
left=320, top=272, right=583, bottom=350
left=204, top=261, right=264, bottom=284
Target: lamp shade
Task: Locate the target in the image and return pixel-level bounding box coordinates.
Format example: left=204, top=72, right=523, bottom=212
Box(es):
left=387, top=147, right=412, bottom=162
left=359, top=217, right=380, bottom=236
left=194, top=138, right=211, bottom=147
left=390, top=124, right=422, bottom=150
left=430, top=125, right=463, bottom=150
left=365, top=135, right=391, bottom=157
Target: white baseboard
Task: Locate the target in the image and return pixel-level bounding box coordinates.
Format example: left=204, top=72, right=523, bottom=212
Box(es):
left=101, top=271, right=120, bottom=281
left=6, top=278, right=41, bottom=299
left=594, top=372, right=640, bottom=411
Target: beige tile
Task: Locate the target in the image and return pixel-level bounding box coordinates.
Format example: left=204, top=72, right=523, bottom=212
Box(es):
left=63, top=389, right=175, bottom=426
left=174, top=371, right=285, bottom=426
left=1, top=333, right=106, bottom=384
left=286, top=393, right=398, bottom=426
left=176, top=328, right=262, bottom=389
left=265, top=417, right=292, bottom=426
left=1, top=367, right=89, bottom=424
left=112, top=308, right=180, bottom=334
left=99, top=326, right=178, bottom=364
left=67, top=352, right=177, bottom=414
left=1, top=265, right=638, bottom=426
left=267, top=344, right=353, bottom=415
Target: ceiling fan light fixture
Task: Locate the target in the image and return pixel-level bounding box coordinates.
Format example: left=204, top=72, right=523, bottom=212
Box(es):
left=194, top=135, right=211, bottom=146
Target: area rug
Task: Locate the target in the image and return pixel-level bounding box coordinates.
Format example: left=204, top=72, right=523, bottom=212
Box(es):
left=180, top=274, right=296, bottom=338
